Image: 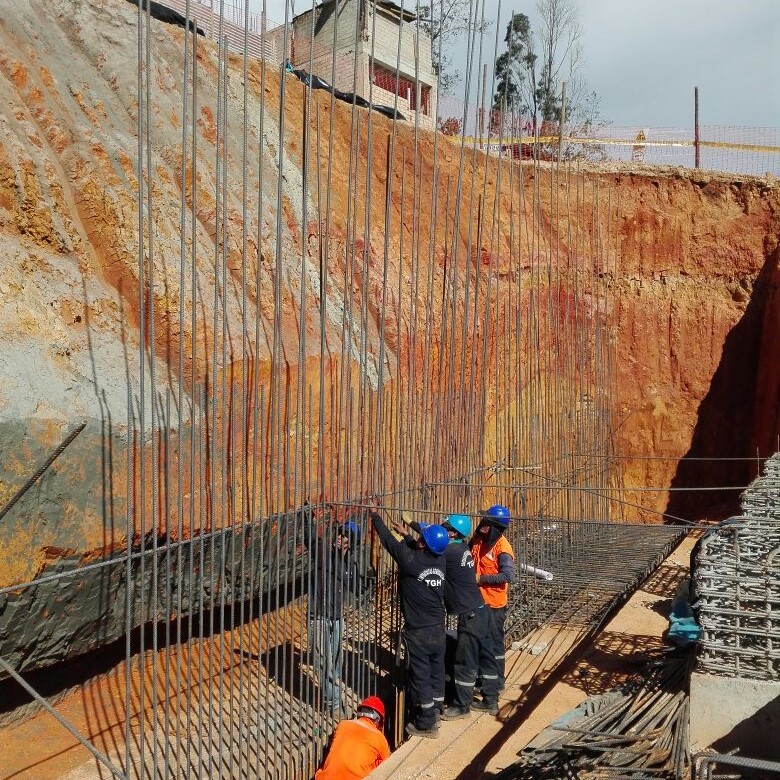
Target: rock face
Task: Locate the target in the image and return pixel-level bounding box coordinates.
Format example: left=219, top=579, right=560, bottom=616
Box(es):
left=0, top=0, right=779, bottom=673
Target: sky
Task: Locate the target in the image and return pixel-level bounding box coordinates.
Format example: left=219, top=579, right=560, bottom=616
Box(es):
left=250, top=0, right=780, bottom=127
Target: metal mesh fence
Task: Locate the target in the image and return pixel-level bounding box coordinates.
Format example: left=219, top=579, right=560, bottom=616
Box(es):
left=436, top=94, right=780, bottom=177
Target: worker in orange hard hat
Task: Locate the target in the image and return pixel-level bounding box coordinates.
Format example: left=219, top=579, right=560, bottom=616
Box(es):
left=315, top=696, right=391, bottom=780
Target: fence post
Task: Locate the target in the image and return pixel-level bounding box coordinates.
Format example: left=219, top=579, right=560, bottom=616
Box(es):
left=694, top=86, right=700, bottom=168
left=558, top=80, right=567, bottom=165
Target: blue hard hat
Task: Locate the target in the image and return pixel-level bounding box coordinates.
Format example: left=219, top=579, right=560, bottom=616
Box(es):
left=444, top=514, right=472, bottom=539
left=485, top=505, right=511, bottom=527
left=419, top=523, right=449, bottom=555
left=340, top=520, right=361, bottom=540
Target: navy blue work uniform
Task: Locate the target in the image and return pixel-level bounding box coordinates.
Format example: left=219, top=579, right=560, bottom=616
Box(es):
left=442, top=538, right=498, bottom=710
left=370, top=512, right=446, bottom=731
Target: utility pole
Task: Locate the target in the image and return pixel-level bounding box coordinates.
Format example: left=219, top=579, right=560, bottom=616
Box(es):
left=480, top=63, right=488, bottom=149
left=694, top=86, right=700, bottom=169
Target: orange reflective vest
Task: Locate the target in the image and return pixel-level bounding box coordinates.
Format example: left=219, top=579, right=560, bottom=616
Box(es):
left=472, top=535, right=514, bottom=608
left=315, top=718, right=391, bottom=780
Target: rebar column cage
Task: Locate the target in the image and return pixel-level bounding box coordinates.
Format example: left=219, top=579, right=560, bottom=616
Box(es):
left=693, top=453, right=780, bottom=681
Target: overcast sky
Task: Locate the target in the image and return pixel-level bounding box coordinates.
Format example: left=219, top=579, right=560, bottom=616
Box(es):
left=252, top=0, right=780, bottom=127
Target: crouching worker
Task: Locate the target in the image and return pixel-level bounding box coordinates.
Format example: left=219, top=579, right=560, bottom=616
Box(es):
left=315, top=696, right=390, bottom=780
left=370, top=504, right=449, bottom=738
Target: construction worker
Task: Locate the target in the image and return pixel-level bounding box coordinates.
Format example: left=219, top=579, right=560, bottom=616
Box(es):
left=305, top=511, right=364, bottom=714
left=370, top=505, right=449, bottom=738
left=314, top=695, right=390, bottom=780
left=436, top=513, right=497, bottom=720
left=470, top=504, right=515, bottom=714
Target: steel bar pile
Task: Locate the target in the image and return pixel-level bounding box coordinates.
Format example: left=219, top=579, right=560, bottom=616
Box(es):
left=694, top=453, right=780, bottom=680
left=693, top=751, right=780, bottom=779
left=502, top=651, right=693, bottom=780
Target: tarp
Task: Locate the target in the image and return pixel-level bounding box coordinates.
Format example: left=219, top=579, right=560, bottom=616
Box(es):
left=127, top=0, right=206, bottom=36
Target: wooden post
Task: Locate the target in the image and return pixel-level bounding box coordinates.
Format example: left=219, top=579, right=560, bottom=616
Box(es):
left=694, top=86, right=700, bottom=169
left=557, top=80, right=567, bottom=164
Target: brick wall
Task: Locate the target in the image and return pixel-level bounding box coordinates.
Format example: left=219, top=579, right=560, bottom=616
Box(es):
left=367, top=8, right=435, bottom=88
left=293, top=2, right=363, bottom=93
left=157, top=0, right=284, bottom=62
left=370, top=83, right=435, bottom=130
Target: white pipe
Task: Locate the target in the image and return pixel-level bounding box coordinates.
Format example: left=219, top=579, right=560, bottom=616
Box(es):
left=520, top=563, right=554, bottom=581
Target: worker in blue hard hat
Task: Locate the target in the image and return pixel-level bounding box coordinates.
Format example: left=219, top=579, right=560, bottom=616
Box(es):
left=436, top=513, right=498, bottom=721
left=370, top=500, right=448, bottom=738
left=470, top=504, right=515, bottom=714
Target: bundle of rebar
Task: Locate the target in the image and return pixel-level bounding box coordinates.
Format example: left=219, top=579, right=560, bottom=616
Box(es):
left=502, top=651, right=692, bottom=780
left=693, top=453, right=780, bottom=681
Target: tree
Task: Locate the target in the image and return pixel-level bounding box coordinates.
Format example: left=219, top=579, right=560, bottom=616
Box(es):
left=418, top=0, right=492, bottom=95
left=493, top=14, right=537, bottom=119
left=564, top=88, right=611, bottom=161
left=493, top=0, right=588, bottom=131
left=536, top=0, right=582, bottom=122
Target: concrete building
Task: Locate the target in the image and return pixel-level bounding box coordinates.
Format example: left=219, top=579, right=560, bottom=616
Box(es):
left=285, top=0, right=438, bottom=130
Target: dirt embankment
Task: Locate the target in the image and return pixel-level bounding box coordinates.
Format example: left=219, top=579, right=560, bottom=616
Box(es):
left=0, top=0, right=778, bottom=593
left=608, top=173, right=780, bottom=520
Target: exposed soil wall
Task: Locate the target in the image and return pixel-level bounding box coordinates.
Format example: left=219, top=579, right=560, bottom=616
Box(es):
left=608, top=174, right=780, bottom=520
left=0, top=0, right=779, bottom=607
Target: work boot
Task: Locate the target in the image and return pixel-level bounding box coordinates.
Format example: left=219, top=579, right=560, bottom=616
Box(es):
left=471, top=699, right=499, bottom=715
left=441, top=706, right=470, bottom=720
left=405, top=723, right=440, bottom=739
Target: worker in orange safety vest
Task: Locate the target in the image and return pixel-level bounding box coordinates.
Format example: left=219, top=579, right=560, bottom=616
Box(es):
left=470, top=505, right=515, bottom=714
left=315, top=696, right=390, bottom=780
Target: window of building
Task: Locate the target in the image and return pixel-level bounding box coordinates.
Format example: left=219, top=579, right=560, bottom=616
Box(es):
left=370, top=60, right=431, bottom=116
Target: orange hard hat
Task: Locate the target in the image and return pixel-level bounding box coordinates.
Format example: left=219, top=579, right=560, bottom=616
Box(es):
left=359, top=695, right=385, bottom=720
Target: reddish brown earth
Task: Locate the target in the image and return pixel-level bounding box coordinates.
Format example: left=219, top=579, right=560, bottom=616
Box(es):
left=0, top=0, right=778, bottom=592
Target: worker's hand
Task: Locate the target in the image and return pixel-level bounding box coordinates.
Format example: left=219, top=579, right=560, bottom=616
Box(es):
left=391, top=519, right=408, bottom=536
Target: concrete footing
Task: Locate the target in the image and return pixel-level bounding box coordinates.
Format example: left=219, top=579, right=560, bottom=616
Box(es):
left=689, top=672, right=780, bottom=759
